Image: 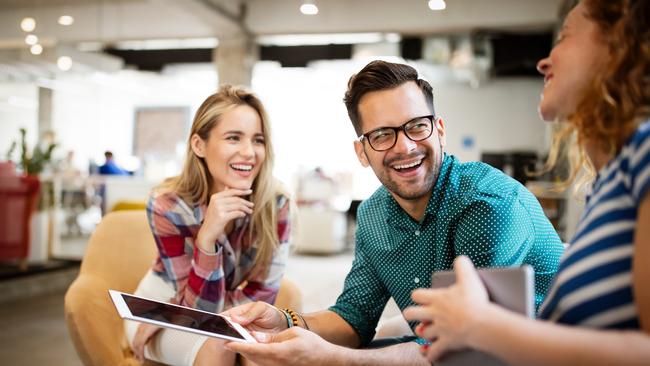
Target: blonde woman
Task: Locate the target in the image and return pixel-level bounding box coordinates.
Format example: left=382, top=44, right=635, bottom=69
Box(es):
left=125, top=85, right=291, bottom=366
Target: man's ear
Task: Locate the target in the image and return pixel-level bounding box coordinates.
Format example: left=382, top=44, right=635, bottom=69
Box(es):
left=435, top=117, right=447, bottom=149
left=190, top=134, right=206, bottom=158
left=354, top=140, right=370, bottom=167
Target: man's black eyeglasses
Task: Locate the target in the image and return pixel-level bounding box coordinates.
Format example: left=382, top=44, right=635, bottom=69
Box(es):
left=358, top=115, right=435, bottom=152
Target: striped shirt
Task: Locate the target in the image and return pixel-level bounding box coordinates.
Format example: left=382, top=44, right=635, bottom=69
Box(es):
left=539, top=119, right=650, bottom=329
left=147, top=190, right=291, bottom=313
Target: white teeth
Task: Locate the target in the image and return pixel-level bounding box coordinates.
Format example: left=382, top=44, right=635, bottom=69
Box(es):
left=231, top=164, right=253, bottom=171
left=393, top=159, right=422, bottom=170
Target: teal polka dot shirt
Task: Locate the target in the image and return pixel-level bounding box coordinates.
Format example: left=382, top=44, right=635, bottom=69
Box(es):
left=329, top=154, right=564, bottom=346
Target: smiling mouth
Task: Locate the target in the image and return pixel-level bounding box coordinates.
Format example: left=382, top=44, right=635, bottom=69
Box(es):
left=230, top=164, right=253, bottom=172
left=391, top=158, right=424, bottom=172
left=544, top=74, right=553, bottom=84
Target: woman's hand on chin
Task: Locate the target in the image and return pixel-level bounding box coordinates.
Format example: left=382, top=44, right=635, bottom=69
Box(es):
left=196, top=187, right=254, bottom=252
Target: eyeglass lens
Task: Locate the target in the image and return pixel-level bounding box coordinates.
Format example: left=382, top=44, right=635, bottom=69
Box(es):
left=367, top=117, right=433, bottom=151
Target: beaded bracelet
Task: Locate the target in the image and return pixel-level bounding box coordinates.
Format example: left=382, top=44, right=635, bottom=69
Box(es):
left=278, top=308, right=293, bottom=328
left=283, top=308, right=300, bottom=328
left=296, top=312, right=310, bottom=331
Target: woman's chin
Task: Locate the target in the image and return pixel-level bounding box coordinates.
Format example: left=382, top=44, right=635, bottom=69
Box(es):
left=538, top=104, right=560, bottom=122
left=227, top=180, right=254, bottom=191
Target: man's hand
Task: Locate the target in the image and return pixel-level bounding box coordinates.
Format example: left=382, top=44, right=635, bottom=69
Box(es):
left=225, top=327, right=340, bottom=366
left=131, top=323, right=162, bottom=363
left=222, top=301, right=287, bottom=333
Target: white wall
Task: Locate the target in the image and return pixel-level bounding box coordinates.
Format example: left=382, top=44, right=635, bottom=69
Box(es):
left=48, top=66, right=217, bottom=176
left=1, top=61, right=549, bottom=202
left=253, top=60, right=549, bottom=200
left=435, top=78, right=548, bottom=163
left=0, top=82, right=38, bottom=161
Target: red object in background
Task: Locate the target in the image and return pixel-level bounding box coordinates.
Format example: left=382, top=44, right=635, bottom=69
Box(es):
left=0, top=175, right=41, bottom=265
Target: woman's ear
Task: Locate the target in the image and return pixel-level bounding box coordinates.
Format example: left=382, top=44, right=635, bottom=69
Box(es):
left=190, top=134, right=206, bottom=158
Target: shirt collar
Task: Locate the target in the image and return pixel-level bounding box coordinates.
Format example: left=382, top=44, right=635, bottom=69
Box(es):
left=385, top=153, right=453, bottom=228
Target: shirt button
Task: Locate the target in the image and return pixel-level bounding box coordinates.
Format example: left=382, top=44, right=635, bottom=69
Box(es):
left=414, top=230, right=420, bottom=236
left=414, top=277, right=420, bottom=284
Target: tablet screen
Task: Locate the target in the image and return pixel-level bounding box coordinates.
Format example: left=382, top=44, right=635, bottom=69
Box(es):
left=121, top=293, right=245, bottom=340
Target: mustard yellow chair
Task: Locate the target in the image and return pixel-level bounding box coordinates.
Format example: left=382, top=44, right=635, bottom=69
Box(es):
left=110, top=200, right=147, bottom=212
left=64, top=210, right=302, bottom=366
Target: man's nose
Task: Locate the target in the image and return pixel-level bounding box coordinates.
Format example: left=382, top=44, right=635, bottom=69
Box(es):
left=392, top=130, right=417, bottom=153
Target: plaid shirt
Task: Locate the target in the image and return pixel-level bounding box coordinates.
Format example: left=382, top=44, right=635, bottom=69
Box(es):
left=147, top=190, right=291, bottom=313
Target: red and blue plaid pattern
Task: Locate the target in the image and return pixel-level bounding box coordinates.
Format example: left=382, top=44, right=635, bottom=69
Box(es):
left=146, top=191, right=291, bottom=313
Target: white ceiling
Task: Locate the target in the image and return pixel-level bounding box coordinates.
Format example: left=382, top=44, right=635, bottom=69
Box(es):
left=0, top=0, right=563, bottom=81
left=0, top=0, right=563, bottom=47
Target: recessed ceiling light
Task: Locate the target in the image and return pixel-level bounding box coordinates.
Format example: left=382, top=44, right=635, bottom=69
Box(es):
left=428, top=0, right=447, bottom=11
left=20, top=17, right=36, bottom=32
left=57, top=56, right=73, bottom=71
left=30, top=44, right=43, bottom=55
left=300, top=1, right=318, bottom=15
left=25, top=34, right=38, bottom=45
left=58, top=15, right=74, bottom=26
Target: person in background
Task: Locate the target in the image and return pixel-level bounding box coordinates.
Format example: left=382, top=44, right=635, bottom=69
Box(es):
left=98, top=151, right=130, bottom=175
left=125, top=85, right=292, bottom=366
left=223, top=60, right=564, bottom=366
left=404, top=0, right=650, bottom=364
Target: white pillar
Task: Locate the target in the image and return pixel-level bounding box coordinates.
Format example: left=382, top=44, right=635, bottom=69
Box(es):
left=37, top=87, right=53, bottom=136
left=214, top=36, right=258, bottom=87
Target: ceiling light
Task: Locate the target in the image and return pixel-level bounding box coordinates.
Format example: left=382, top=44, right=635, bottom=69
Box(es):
left=58, top=15, right=74, bottom=26
left=30, top=44, right=43, bottom=55
left=20, top=17, right=36, bottom=32
left=300, top=1, right=319, bottom=15
left=25, top=34, right=38, bottom=45
left=57, top=56, right=73, bottom=71
left=428, top=0, right=447, bottom=11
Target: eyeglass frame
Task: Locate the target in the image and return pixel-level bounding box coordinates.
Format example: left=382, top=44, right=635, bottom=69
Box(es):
left=358, top=114, right=437, bottom=152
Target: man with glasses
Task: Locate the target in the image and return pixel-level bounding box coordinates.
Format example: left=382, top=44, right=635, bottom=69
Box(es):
left=225, top=60, right=563, bottom=366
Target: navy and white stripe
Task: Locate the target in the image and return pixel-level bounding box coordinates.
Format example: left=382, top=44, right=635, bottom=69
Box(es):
left=539, top=119, right=650, bottom=329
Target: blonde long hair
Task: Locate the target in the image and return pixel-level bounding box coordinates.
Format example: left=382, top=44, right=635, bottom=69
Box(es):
left=160, top=85, right=283, bottom=279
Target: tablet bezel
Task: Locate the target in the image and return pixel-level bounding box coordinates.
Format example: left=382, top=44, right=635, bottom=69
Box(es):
left=109, top=289, right=257, bottom=343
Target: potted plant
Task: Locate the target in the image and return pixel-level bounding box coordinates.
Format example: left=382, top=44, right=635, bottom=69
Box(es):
left=5, top=128, right=58, bottom=264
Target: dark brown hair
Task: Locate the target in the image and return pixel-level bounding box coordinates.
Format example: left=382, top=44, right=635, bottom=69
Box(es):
left=343, top=60, right=435, bottom=136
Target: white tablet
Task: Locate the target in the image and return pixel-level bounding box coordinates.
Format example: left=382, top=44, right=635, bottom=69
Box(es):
left=109, top=290, right=257, bottom=343
left=431, top=264, right=535, bottom=318
left=428, top=265, right=535, bottom=366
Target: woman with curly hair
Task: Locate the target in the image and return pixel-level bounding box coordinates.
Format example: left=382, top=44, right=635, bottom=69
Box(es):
left=404, top=0, right=650, bottom=364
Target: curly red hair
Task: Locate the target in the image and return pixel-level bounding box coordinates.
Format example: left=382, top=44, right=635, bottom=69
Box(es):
left=546, top=0, right=650, bottom=186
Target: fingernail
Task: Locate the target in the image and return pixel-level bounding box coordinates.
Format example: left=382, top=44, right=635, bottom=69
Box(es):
left=422, top=344, right=429, bottom=350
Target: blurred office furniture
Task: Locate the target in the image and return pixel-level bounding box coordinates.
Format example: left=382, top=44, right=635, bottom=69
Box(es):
left=100, top=176, right=155, bottom=214
left=525, top=181, right=569, bottom=241
left=294, top=168, right=350, bottom=254
left=111, top=200, right=147, bottom=212
left=0, top=174, right=40, bottom=269
left=294, top=205, right=348, bottom=254
left=64, top=210, right=302, bottom=366
left=481, top=150, right=537, bottom=185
